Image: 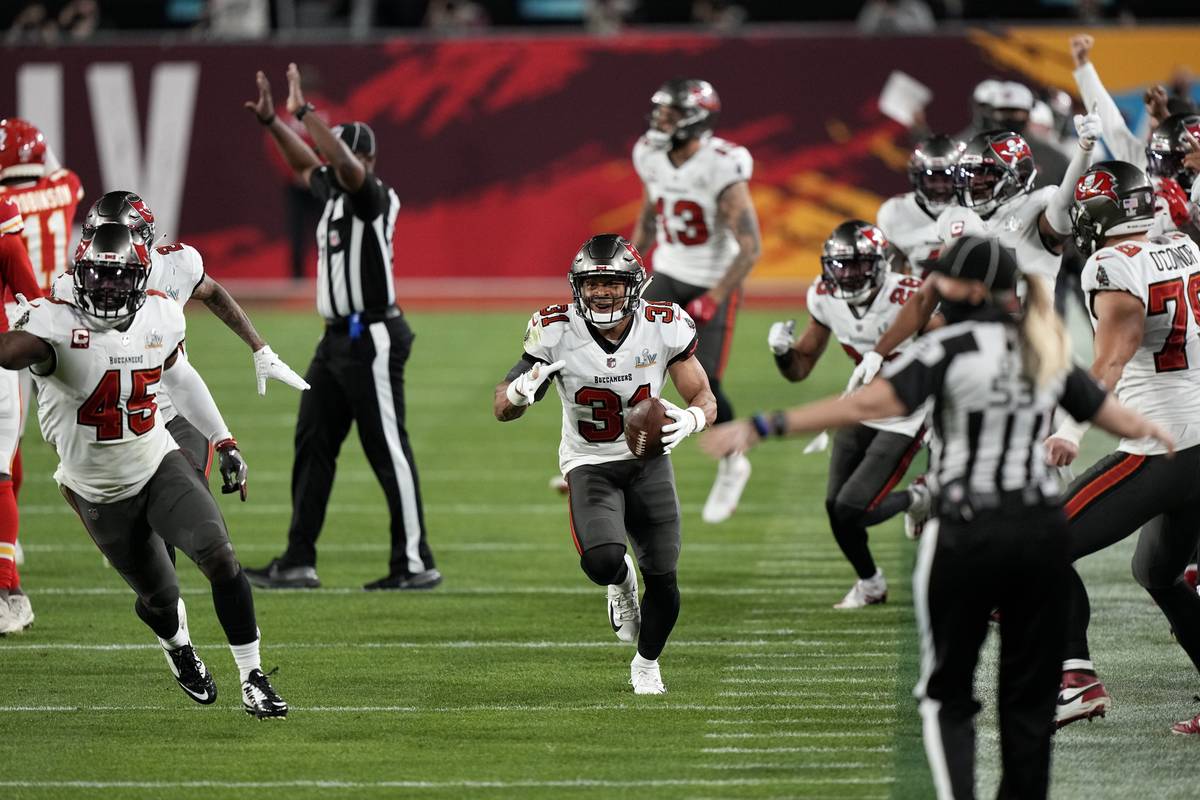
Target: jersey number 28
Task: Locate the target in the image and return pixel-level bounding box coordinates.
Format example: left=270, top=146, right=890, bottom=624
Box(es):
left=77, top=368, right=161, bottom=441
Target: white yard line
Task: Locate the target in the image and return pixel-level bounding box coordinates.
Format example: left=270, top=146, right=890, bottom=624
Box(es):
left=719, top=677, right=879, bottom=684
left=28, top=586, right=847, bottom=598
left=700, top=746, right=893, bottom=754
left=1, top=638, right=781, bottom=651
left=0, top=702, right=888, bottom=714
left=0, top=777, right=896, bottom=790
left=704, top=719, right=897, bottom=726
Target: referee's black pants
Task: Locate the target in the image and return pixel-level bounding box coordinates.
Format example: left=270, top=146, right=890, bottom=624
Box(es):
left=1060, top=445, right=1200, bottom=671
left=281, top=314, right=435, bottom=577
left=914, top=505, right=1068, bottom=800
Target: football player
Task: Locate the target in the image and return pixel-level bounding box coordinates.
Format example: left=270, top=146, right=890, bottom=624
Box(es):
left=768, top=221, right=939, bottom=608
left=494, top=234, right=716, bottom=694
left=848, top=111, right=1103, bottom=388
left=1044, top=161, right=1200, bottom=734
left=0, top=224, right=287, bottom=717
left=0, top=198, right=41, bottom=635
left=629, top=78, right=761, bottom=524
left=876, top=135, right=965, bottom=276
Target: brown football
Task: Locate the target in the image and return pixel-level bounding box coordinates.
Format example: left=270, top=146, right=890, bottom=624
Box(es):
left=625, top=397, right=670, bottom=459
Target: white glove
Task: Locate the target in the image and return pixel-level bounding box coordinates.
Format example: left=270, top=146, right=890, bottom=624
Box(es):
left=1074, top=110, right=1102, bottom=151
left=660, top=398, right=706, bottom=452
left=767, top=319, right=796, bottom=356
left=506, top=359, right=565, bottom=407
left=802, top=430, right=830, bottom=454
left=253, top=345, right=311, bottom=395
left=846, top=350, right=884, bottom=392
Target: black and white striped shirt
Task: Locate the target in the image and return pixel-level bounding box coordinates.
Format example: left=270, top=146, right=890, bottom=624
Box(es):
left=311, top=165, right=401, bottom=321
left=883, top=319, right=1106, bottom=500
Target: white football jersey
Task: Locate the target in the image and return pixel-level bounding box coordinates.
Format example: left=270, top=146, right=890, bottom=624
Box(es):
left=941, top=187, right=1061, bottom=283
left=632, top=135, right=753, bottom=289
left=17, top=293, right=185, bottom=503
left=1082, top=231, right=1200, bottom=454
left=807, top=271, right=926, bottom=437
left=876, top=192, right=942, bottom=274
left=522, top=301, right=698, bottom=474
left=52, top=242, right=204, bottom=424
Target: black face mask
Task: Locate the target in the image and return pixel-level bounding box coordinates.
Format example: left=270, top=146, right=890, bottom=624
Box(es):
left=939, top=297, right=1017, bottom=325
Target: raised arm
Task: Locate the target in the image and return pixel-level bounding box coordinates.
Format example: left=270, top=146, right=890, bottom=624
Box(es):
left=286, top=63, right=366, bottom=193
left=245, top=70, right=321, bottom=184
left=1070, top=34, right=1145, bottom=164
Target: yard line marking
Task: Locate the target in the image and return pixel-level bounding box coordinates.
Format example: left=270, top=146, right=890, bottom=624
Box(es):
left=704, top=732, right=888, bottom=739
left=0, top=703, right=901, bottom=714
left=31, top=586, right=851, bottom=598
left=719, top=677, right=879, bottom=684
left=20, top=541, right=797, bottom=555
left=0, top=778, right=897, bottom=790
left=724, top=665, right=897, bottom=672
left=696, top=762, right=871, bottom=770
left=718, top=693, right=897, bottom=702
left=1, top=638, right=781, bottom=652
left=704, top=719, right=897, bottom=726
left=740, top=652, right=895, bottom=659
left=700, top=746, right=894, bottom=754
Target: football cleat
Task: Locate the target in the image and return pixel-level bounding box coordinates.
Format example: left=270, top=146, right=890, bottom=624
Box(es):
left=834, top=573, right=888, bottom=609
left=163, top=644, right=217, bottom=705
left=630, top=658, right=667, bottom=695
left=0, top=596, right=24, bottom=635
left=1185, top=564, right=1199, bottom=594
left=904, top=476, right=932, bottom=541
left=1171, top=701, right=1200, bottom=735
left=607, top=554, right=641, bottom=643
left=245, top=558, right=321, bottom=589
left=1055, top=670, right=1110, bottom=729
left=243, top=668, right=288, bottom=719
left=8, top=594, right=33, bottom=630
left=363, top=569, right=443, bottom=591
left=702, top=453, right=752, bottom=524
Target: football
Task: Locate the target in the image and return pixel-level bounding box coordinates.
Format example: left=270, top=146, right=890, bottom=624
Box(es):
left=625, top=397, right=670, bottom=459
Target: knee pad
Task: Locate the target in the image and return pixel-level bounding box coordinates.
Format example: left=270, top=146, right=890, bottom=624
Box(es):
left=197, top=541, right=241, bottom=583
left=580, top=543, right=627, bottom=586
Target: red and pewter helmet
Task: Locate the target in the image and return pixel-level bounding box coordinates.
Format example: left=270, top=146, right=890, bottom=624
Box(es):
left=820, top=220, right=889, bottom=304
left=1070, top=161, right=1156, bottom=257
left=73, top=223, right=152, bottom=321
left=955, top=130, right=1038, bottom=218
left=1146, top=112, right=1200, bottom=192
left=909, top=135, right=966, bottom=217
left=568, top=234, right=649, bottom=329
left=76, top=190, right=157, bottom=261
left=644, top=78, right=721, bottom=150
left=0, top=118, right=48, bottom=182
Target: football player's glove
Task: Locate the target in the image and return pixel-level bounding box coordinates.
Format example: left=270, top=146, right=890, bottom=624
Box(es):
left=253, top=345, right=310, bottom=395
left=1073, top=110, right=1103, bottom=151
left=506, top=359, right=565, bottom=407
left=767, top=320, right=795, bottom=356
left=685, top=294, right=719, bottom=326
left=660, top=399, right=706, bottom=452
left=215, top=438, right=248, bottom=501
left=1155, top=176, right=1193, bottom=229
left=847, top=350, right=884, bottom=391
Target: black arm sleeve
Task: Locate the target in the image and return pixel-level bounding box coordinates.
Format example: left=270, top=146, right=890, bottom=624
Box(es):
left=1060, top=365, right=1108, bottom=422
left=308, top=165, right=334, bottom=203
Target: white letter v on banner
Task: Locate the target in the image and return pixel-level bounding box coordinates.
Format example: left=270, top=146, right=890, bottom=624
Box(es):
left=86, top=62, right=199, bottom=243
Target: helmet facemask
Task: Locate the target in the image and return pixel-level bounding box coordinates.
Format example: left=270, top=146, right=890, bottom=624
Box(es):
left=821, top=254, right=883, bottom=304
left=956, top=162, right=1013, bottom=218
left=72, top=224, right=151, bottom=323
left=915, top=168, right=957, bottom=216
left=572, top=273, right=642, bottom=329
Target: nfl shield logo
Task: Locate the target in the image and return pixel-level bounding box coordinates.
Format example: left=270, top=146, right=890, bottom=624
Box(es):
left=607, top=357, right=617, bottom=368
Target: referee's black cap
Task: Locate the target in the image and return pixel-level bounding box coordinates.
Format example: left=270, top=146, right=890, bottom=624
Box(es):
left=334, top=122, right=376, bottom=157
left=928, top=236, right=1019, bottom=291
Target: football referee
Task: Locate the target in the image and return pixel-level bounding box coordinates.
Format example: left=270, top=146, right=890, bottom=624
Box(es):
left=701, top=238, right=1172, bottom=799
left=243, top=64, right=440, bottom=591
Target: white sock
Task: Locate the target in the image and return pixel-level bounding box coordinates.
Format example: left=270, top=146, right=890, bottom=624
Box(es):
left=1063, top=658, right=1095, bottom=673
left=158, top=599, right=191, bottom=651
left=631, top=652, right=657, bottom=669
left=230, top=636, right=262, bottom=682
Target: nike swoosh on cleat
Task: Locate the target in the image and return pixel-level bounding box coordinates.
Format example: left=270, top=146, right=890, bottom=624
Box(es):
left=1058, top=685, right=1100, bottom=706
left=180, top=685, right=211, bottom=702
left=609, top=604, right=621, bottom=633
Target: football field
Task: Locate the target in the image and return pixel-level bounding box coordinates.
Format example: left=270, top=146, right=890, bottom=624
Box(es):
left=2, top=307, right=1197, bottom=799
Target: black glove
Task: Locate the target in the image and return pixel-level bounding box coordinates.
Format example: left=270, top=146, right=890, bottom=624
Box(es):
left=215, top=438, right=248, bottom=501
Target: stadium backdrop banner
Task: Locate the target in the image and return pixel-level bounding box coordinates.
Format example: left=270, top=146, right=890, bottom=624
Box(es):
left=2, top=26, right=1197, bottom=285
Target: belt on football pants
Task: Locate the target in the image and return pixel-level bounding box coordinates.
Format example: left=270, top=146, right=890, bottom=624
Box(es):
left=325, top=306, right=402, bottom=335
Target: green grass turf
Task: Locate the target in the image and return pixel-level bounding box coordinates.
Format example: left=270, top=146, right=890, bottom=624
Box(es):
left=0, top=307, right=1192, bottom=799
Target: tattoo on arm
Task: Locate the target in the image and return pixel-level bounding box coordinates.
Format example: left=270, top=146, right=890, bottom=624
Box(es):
left=201, top=280, right=266, bottom=351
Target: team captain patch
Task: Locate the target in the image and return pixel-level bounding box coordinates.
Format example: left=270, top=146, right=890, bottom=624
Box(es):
left=71, top=329, right=90, bottom=348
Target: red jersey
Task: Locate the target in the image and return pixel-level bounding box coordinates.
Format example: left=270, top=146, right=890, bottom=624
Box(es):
left=0, top=199, right=45, bottom=333
left=0, top=169, right=84, bottom=290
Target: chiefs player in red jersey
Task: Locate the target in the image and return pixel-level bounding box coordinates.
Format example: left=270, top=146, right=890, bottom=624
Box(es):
left=0, top=197, right=43, bottom=634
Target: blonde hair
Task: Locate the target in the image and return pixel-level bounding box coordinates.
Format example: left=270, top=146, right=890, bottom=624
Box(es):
left=1017, top=275, right=1071, bottom=388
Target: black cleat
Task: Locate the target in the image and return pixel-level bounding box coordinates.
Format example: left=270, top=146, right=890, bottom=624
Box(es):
left=245, top=558, right=321, bottom=589
left=363, top=568, right=443, bottom=591
left=163, top=645, right=217, bottom=705
left=242, top=668, right=288, bottom=719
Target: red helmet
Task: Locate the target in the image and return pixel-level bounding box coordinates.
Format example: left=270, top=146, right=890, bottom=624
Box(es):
left=0, top=118, right=48, bottom=181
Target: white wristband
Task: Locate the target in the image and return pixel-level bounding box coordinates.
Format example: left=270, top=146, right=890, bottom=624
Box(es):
left=1052, top=417, right=1091, bottom=446
left=505, top=379, right=530, bottom=407
left=687, top=406, right=706, bottom=433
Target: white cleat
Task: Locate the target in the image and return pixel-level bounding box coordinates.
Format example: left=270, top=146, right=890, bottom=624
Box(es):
left=630, top=657, right=667, bottom=695
left=0, top=596, right=25, bottom=635
left=702, top=453, right=752, bottom=524
left=834, top=572, right=888, bottom=609
left=14, top=540, right=23, bottom=566
left=607, top=554, right=641, bottom=643
left=904, top=476, right=933, bottom=541
left=8, top=594, right=33, bottom=630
